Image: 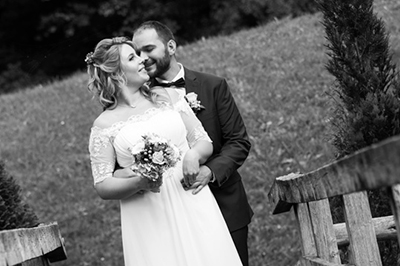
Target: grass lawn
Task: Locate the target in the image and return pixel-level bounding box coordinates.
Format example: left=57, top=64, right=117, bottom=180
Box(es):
left=0, top=0, right=399, bottom=265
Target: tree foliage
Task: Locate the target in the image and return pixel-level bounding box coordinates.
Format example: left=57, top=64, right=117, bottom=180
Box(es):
left=319, top=0, right=400, bottom=158
left=317, top=0, right=400, bottom=264
left=0, top=0, right=318, bottom=94
left=0, top=161, right=39, bottom=231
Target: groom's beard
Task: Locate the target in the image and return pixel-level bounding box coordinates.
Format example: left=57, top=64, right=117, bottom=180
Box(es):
left=145, top=48, right=171, bottom=78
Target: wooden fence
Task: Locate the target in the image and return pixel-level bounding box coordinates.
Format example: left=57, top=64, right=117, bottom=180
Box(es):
left=0, top=222, right=66, bottom=266
left=269, top=135, right=400, bottom=266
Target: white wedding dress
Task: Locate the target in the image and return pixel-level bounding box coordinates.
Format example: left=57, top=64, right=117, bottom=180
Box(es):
left=88, top=93, right=243, bottom=266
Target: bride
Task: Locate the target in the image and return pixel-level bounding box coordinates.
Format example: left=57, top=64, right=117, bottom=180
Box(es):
left=86, top=37, right=243, bottom=266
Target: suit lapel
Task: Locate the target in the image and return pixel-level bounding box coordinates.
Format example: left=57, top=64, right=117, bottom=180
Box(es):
left=184, top=67, right=199, bottom=94
left=184, top=67, right=210, bottom=121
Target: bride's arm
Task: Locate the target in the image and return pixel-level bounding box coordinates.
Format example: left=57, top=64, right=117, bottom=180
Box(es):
left=172, top=93, right=213, bottom=189
left=156, top=86, right=212, bottom=156
left=95, top=175, right=160, bottom=200
left=88, top=120, right=160, bottom=200
left=152, top=87, right=213, bottom=189
left=181, top=140, right=213, bottom=188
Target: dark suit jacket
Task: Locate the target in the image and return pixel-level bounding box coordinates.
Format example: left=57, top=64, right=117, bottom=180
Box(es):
left=184, top=67, right=253, bottom=232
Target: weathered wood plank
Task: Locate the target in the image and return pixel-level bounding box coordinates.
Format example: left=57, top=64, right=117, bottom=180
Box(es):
left=334, top=215, right=396, bottom=246
left=302, top=256, right=353, bottom=266
left=388, top=184, right=400, bottom=245
left=295, top=203, right=317, bottom=266
left=308, top=199, right=341, bottom=264
left=0, top=222, right=66, bottom=266
left=21, top=256, right=49, bottom=266
left=268, top=135, right=400, bottom=214
left=343, top=192, right=382, bottom=266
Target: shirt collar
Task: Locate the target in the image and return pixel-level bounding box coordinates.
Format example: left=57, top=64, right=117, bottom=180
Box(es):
left=155, top=63, right=185, bottom=83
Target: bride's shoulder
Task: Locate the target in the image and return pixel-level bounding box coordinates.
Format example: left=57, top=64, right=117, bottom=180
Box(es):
left=152, top=86, right=182, bottom=104
left=92, top=109, right=120, bottom=129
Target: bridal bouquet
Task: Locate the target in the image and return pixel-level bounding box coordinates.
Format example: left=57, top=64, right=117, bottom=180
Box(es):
left=128, top=133, right=181, bottom=182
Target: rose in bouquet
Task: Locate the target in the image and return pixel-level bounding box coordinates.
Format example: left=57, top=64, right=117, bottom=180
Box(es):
left=128, top=133, right=181, bottom=182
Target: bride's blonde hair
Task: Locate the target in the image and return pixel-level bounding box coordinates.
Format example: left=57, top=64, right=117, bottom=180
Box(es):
left=86, top=37, right=157, bottom=109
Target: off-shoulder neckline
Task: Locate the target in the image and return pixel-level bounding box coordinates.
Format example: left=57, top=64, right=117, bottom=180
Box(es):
left=91, top=103, right=169, bottom=133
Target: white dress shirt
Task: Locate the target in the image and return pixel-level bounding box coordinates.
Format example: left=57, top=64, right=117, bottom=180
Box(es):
left=155, top=63, right=186, bottom=94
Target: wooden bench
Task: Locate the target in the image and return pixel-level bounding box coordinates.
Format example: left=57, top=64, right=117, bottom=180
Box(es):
left=0, top=222, right=67, bottom=266
left=268, top=135, right=400, bottom=266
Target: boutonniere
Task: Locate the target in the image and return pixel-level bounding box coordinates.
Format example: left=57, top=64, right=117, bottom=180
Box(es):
left=185, top=92, right=205, bottom=114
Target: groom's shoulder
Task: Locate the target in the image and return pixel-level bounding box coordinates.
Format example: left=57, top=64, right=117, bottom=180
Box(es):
left=185, top=67, right=225, bottom=83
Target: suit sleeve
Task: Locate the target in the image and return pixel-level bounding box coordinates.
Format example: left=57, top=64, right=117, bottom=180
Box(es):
left=205, top=79, right=251, bottom=186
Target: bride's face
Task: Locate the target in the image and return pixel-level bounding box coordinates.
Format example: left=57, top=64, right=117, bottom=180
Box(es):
left=119, top=44, right=149, bottom=87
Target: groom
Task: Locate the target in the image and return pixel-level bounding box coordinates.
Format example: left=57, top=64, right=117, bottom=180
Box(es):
left=132, top=21, right=253, bottom=266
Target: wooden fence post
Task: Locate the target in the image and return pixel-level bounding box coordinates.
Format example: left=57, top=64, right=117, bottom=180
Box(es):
left=388, top=184, right=400, bottom=244
left=295, top=203, right=317, bottom=266
left=0, top=222, right=66, bottom=266
left=308, top=199, right=341, bottom=264
left=269, top=135, right=400, bottom=266
left=342, top=191, right=381, bottom=266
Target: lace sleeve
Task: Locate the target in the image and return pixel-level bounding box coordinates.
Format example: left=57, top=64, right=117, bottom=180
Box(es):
left=174, top=95, right=212, bottom=148
left=88, top=127, right=116, bottom=185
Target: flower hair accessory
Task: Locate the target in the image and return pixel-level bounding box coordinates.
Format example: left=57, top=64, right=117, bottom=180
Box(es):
left=112, top=37, right=127, bottom=44
left=185, top=92, right=205, bottom=114
left=85, top=52, right=94, bottom=65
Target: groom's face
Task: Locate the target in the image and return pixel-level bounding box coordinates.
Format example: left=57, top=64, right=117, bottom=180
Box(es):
left=132, top=28, right=171, bottom=78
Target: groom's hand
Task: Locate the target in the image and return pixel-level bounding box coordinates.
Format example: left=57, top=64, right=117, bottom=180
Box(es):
left=182, top=150, right=201, bottom=188
left=182, top=165, right=212, bottom=195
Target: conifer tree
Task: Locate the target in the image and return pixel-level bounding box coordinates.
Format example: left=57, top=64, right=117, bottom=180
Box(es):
left=316, top=0, right=400, bottom=264
left=0, top=161, right=39, bottom=230
left=318, top=0, right=400, bottom=157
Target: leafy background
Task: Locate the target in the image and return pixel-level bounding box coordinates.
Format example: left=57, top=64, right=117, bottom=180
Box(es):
left=0, top=0, right=319, bottom=94
left=0, top=0, right=400, bottom=265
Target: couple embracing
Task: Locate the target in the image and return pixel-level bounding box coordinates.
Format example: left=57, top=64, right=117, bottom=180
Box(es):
left=87, top=21, right=253, bottom=266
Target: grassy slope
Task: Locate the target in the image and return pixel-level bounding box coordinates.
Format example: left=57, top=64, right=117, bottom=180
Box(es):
left=0, top=1, right=399, bottom=265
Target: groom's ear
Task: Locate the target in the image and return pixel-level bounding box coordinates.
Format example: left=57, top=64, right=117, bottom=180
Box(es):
left=166, top=40, right=176, bottom=56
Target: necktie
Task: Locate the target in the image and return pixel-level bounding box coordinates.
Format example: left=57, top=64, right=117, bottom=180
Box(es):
left=154, top=78, right=185, bottom=88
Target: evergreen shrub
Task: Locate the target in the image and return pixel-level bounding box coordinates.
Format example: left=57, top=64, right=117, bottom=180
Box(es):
left=316, top=0, right=400, bottom=264
left=0, top=161, right=39, bottom=231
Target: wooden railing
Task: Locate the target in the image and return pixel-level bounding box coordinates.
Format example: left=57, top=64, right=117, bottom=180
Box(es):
left=0, top=222, right=67, bottom=266
left=268, top=135, right=400, bottom=266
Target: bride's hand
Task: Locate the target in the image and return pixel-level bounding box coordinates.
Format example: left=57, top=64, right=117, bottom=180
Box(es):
left=137, top=177, right=163, bottom=193
left=148, top=178, right=163, bottom=193
left=182, top=150, right=200, bottom=188
left=113, top=168, right=148, bottom=194
left=114, top=168, right=162, bottom=193
left=114, top=168, right=136, bottom=179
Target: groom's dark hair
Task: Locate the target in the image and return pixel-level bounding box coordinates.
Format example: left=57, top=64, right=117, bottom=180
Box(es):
left=134, top=21, right=175, bottom=45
